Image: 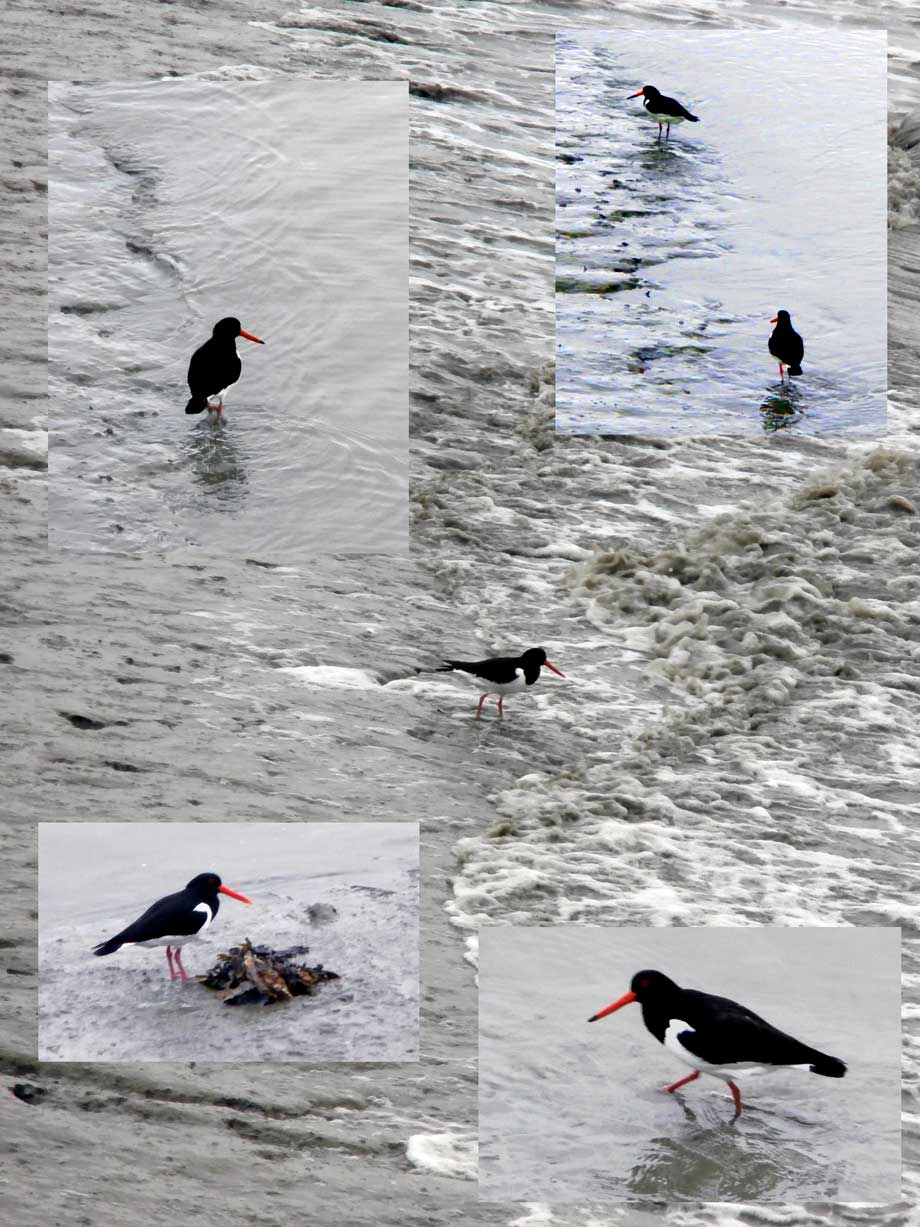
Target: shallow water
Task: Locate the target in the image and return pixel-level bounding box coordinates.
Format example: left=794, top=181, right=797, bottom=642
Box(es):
left=479, top=927, right=900, bottom=1204
left=556, top=29, right=888, bottom=435
left=2, top=0, right=919, bottom=1225
left=48, top=77, right=408, bottom=557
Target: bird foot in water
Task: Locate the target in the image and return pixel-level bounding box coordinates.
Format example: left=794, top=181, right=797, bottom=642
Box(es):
left=661, top=1071, right=700, bottom=1094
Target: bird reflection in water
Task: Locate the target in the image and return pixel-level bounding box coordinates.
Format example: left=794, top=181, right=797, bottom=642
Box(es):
left=760, top=384, right=804, bottom=432
left=625, top=1117, right=790, bottom=1202
left=184, top=416, right=249, bottom=501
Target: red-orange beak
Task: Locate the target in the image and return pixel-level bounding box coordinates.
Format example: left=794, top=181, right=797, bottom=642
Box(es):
left=588, top=989, right=636, bottom=1022
left=543, top=660, right=565, bottom=678
left=770, top=317, right=778, bottom=323
left=219, top=884, right=253, bottom=904
left=628, top=89, right=645, bottom=98
left=239, top=329, right=265, bottom=345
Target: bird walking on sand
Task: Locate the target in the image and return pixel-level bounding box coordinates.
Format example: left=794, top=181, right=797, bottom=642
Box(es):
left=436, top=647, right=565, bottom=719
left=629, top=85, right=699, bottom=140
left=185, top=317, right=265, bottom=417
left=588, top=969, right=846, bottom=1118
left=768, top=310, right=804, bottom=382
left=92, top=872, right=253, bottom=981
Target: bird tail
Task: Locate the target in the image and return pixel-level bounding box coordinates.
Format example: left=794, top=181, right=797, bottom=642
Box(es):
left=687, top=113, right=700, bottom=122
left=787, top=365, right=803, bottom=377
left=435, top=660, right=468, bottom=673
left=185, top=396, right=208, bottom=415
left=808, top=1052, right=846, bottom=1078
left=92, top=936, right=124, bottom=957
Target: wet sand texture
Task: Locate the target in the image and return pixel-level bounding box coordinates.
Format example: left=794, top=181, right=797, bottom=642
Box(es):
left=38, top=823, right=419, bottom=1063
left=2, top=0, right=919, bottom=1224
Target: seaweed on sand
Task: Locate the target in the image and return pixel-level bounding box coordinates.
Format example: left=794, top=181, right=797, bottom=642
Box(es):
left=199, top=939, right=341, bottom=1006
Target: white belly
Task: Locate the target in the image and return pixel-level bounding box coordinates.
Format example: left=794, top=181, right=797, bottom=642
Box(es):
left=663, top=1019, right=763, bottom=1081
left=134, top=933, right=202, bottom=950
left=648, top=110, right=685, bottom=124
left=478, top=672, right=528, bottom=696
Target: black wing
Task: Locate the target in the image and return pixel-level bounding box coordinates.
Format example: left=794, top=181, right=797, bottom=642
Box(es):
left=661, top=95, right=698, bottom=121
left=112, top=890, right=209, bottom=943
left=440, top=656, right=520, bottom=685
left=187, top=340, right=241, bottom=400
left=677, top=990, right=832, bottom=1068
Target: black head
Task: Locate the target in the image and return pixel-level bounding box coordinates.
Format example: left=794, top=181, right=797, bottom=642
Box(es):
left=518, top=647, right=565, bottom=680
left=639, top=85, right=660, bottom=99
left=212, top=317, right=242, bottom=337
left=588, top=968, right=681, bottom=1022
left=629, top=969, right=681, bottom=1001
left=185, top=872, right=224, bottom=896
left=183, top=872, right=253, bottom=905
left=773, top=310, right=792, bottom=324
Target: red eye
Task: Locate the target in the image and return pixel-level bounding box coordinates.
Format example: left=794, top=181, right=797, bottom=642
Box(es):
left=640, top=978, right=650, bottom=988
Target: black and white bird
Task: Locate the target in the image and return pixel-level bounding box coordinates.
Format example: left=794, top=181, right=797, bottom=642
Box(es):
left=628, top=85, right=699, bottom=140
left=436, top=647, right=565, bottom=719
left=185, top=317, right=265, bottom=417
left=588, top=969, right=846, bottom=1117
left=92, top=872, right=253, bottom=981
left=768, top=310, right=805, bottom=381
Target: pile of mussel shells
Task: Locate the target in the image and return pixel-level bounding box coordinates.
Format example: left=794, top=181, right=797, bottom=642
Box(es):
left=199, top=939, right=341, bottom=1006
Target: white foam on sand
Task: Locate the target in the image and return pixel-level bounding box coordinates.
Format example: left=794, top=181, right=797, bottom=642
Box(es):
left=280, top=666, right=380, bottom=690
left=405, top=1132, right=477, bottom=1180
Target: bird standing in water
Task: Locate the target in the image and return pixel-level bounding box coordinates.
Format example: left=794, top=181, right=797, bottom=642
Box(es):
left=628, top=85, right=699, bottom=140
left=589, top=969, right=846, bottom=1118
left=436, top=647, right=565, bottom=719
left=768, top=310, right=805, bottom=382
left=185, top=316, right=265, bottom=417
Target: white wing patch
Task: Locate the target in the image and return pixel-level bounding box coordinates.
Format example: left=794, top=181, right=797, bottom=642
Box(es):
left=484, top=668, right=527, bottom=696
left=663, top=1018, right=763, bottom=1079
left=193, top=901, right=213, bottom=933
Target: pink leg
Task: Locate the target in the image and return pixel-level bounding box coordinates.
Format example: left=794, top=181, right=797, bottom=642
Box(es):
left=666, top=122, right=671, bottom=140
left=728, top=1080, right=743, bottom=1117
left=662, top=1070, right=700, bottom=1094
left=657, top=122, right=662, bottom=140
left=172, top=947, right=191, bottom=981
left=165, top=946, right=177, bottom=980
left=778, top=362, right=785, bottom=381
left=476, top=693, right=487, bottom=720
left=497, top=695, right=504, bottom=719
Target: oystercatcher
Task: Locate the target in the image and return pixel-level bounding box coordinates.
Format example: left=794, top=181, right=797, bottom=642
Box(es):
left=185, top=317, right=265, bottom=417
left=628, top=85, right=699, bottom=140
left=92, top=872, right=253, bottom=981
left=588, top=969, right=846, bottom=1117
left=768, top=310, right=804, bottom=381
left=436, top=647, right=564, bottom=719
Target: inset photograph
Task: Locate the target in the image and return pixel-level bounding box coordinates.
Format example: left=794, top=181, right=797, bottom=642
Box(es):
left=479, top=926, right=900, bottom=1203
left=48, top=77, right=408, bottom=556
left=555, top=30, right=887, bottom=435
left=39, top=821, right=419, bottom=1062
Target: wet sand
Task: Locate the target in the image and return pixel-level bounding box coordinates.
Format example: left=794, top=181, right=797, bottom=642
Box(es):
left=2, top=0, right=919, bottom=1225
left=38, top=823, right=419, bottom=1063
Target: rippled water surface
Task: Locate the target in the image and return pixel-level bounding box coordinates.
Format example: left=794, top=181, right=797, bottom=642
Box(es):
left=3, top=0, right=919, bottom=1225
left=556, top=29, right=888, bottom=435
left=480, top=928, right=900, bottom=1204
left=48, top=77, right=408, bottom=556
